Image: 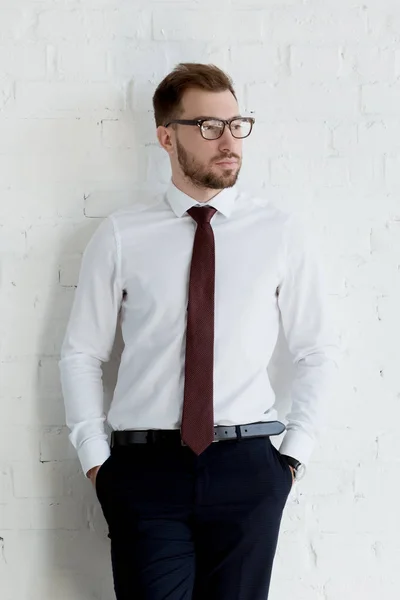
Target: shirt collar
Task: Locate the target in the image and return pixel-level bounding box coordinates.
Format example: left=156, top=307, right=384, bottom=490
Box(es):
left=165, top=179, right=238, bottom=219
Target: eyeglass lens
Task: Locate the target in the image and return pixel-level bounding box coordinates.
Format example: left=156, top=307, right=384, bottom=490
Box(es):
left=201, top=118, right=252, bottom=139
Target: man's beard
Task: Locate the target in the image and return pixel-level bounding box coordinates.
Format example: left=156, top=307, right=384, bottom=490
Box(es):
left=176, top=138, right=241, bottom=190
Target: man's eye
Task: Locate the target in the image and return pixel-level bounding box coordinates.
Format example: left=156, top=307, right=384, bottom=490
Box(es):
left=203, top=122, right=223, bottom=130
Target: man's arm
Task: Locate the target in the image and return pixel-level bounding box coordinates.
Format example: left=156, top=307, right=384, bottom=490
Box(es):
left=276, top=213, right=342, bottom=467
left=59, top=216, right=122, bottom=478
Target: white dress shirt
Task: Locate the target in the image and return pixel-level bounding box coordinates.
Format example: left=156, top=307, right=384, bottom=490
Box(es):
left=59, top=180, right=341, bottom=476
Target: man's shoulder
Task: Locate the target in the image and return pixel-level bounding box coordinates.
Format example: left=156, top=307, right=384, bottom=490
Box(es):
left=107, top=191, right=167, bottom=226
left=237, top=188, right=294, bottom=226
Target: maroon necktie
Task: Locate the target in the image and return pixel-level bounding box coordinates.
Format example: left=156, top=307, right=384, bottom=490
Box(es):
left=181, top=205, right=218, bottom=455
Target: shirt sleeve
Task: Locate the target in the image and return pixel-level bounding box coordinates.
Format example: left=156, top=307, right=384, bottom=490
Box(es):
left=276, top=213, right=342, bottom=467
left=59, top=216, right=122, bottom=477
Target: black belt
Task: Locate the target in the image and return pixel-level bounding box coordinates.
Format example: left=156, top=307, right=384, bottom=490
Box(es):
left=110, top=421, right=286, bottom=448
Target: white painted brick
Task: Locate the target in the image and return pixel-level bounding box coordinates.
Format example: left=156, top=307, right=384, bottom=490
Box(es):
left=0, top=358, right=38, bottom=399
left=330, top=121, right=358, bottom=154
left=0, top=569, right=26, bottom=600
left=0, top=257, right=59, bottom=306
left=370, top=221, right=400, bottom=256
left=309, top=156, right=349, bottom=186
left=0, top=465, right=13, bottom=503
left=269, top=579, right=325, bottom=600
left=40, top=427, right=76, bottom=462
left=153, top=10, right=267, bottom=43
left=348, top=155, right=385, bottom=191
left=0, top=425, right=40, bottom=461
left=232, top=0, right=301, bottom=5
left=37, top=358, right=64, bottom=397
left=239, top=143, right=270, bottom=190
left=255, top=120, right=330, bottom=156
left=0, top=74, right=14, bottom=110
left=385, top=154, right=400, bottom=190
left=290, top=45, right=340, bottom=81
left=0, top=148, right=140, bottom=188
left=27, top=570, right=114, bottom=600
left=58, top=255, right=81, bottom=287
left=376, top=295, right=400, bottom=328
left=354, top=464, right=397, bottom=500
left=0, top=118, right=100, bottom=154
left=341, top=45, right=396, bottom=83
left=101, top=117, right=140, bottom=148
left=21, top=221, right=99, bottom=258
left=110, top=41, right=169, bottom=81
left=270, top=6, right=369, bottom=43
left=230, top=44, right=284, bottom=84
left=0, top=528, right=112, bottom=579
left=0, top=44, right=46, bottom=79
left=366, top=7, right=400, bottom=42
left=126, top=78, right=157, bottom=113
left=247, top=81, right=359, bottom=119
left=0, top=497, right=85, bottom=530
left=270, top=157, right=310, bottom=187
left=166, top=43, right=229, bottom=74
left=369, top=539, right=400, bottom=582
left=311, top=533, right=380, bottom=579
left=313, top=427, right=378, bottom=465
left=83, top=148, right=143, bottom=187
left=83, top=190, right=135, bottom=218
left=0, top=187, right=84, bottom=221
left=0, top=222, right=28, bottom=254
left=271, top=532, right=317, bottom=579
left=37, top=9, right=109, bottom=42
left=1, top=317, right=65, bottom=358
left=298, top=465, right=354, bottom=497
left=3, top=394, right=66, bottom=428
left=319, top=576, right=396, bottom=600
left=0, top=8, right=33, bottom=42
left=56, top=43, right=109, bottom=81
left=309, top=491, right=398, bottom=534
left=358, top=119, right=400, bottom=154
left=362, top=83, right=400, bottom=115
left=378, top=431, right=400, bottom=461
left=146, top=145, right=172, bottom=184
left=12, top=461, right=64, bottom=498
left=15, top=82, right=125, bottom=115
left=104, top=6, right=152, bottom=41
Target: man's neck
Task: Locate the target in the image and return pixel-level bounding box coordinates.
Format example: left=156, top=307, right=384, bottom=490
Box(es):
left=171, top=176, right=223, bottom=204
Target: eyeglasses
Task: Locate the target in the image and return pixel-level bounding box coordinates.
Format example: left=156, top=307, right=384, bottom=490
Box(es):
left=164, top=117, right=255, bottom=140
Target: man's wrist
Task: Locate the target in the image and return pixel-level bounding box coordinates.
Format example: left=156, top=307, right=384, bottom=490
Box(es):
left=280, top=454, right=301, bottom=470
left=280, top=454, right=307, bottom=481
left=86, top=465, right=100, bottom=479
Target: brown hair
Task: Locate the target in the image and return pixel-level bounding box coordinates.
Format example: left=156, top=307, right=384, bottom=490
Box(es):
left=152, top=63, right=237, bottom=127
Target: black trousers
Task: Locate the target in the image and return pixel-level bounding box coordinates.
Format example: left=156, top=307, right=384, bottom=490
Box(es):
left=95, top=434, right=293, bottom=600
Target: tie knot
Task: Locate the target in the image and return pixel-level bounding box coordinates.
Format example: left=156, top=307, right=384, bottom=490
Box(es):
left=187, top=206, right=217, bottom=225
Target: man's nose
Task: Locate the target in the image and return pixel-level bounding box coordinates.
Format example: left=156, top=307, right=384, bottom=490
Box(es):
left=218, top=126, right=238, bottom=152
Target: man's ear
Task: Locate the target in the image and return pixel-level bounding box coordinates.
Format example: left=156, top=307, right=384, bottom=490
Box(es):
left=157, top=126, right=174, bottom=155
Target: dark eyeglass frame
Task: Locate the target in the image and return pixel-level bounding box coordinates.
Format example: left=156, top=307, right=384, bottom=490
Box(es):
left=164, top=116, right=255, bottom=140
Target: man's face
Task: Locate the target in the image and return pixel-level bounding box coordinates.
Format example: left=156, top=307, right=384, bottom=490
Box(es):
left=171, top=88, right=243, bottom=190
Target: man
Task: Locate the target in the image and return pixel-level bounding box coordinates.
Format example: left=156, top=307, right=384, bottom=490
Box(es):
left=59, top=63, right=340, bottom=600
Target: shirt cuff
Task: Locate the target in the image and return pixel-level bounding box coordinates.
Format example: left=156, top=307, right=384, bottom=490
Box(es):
left=78, top=438, right=111, bottom=478
left=278, top=428, right=316, bottom=467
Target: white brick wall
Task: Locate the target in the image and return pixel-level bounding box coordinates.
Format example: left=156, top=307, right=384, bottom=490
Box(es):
left=0, top=1, right=399, bottom=598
